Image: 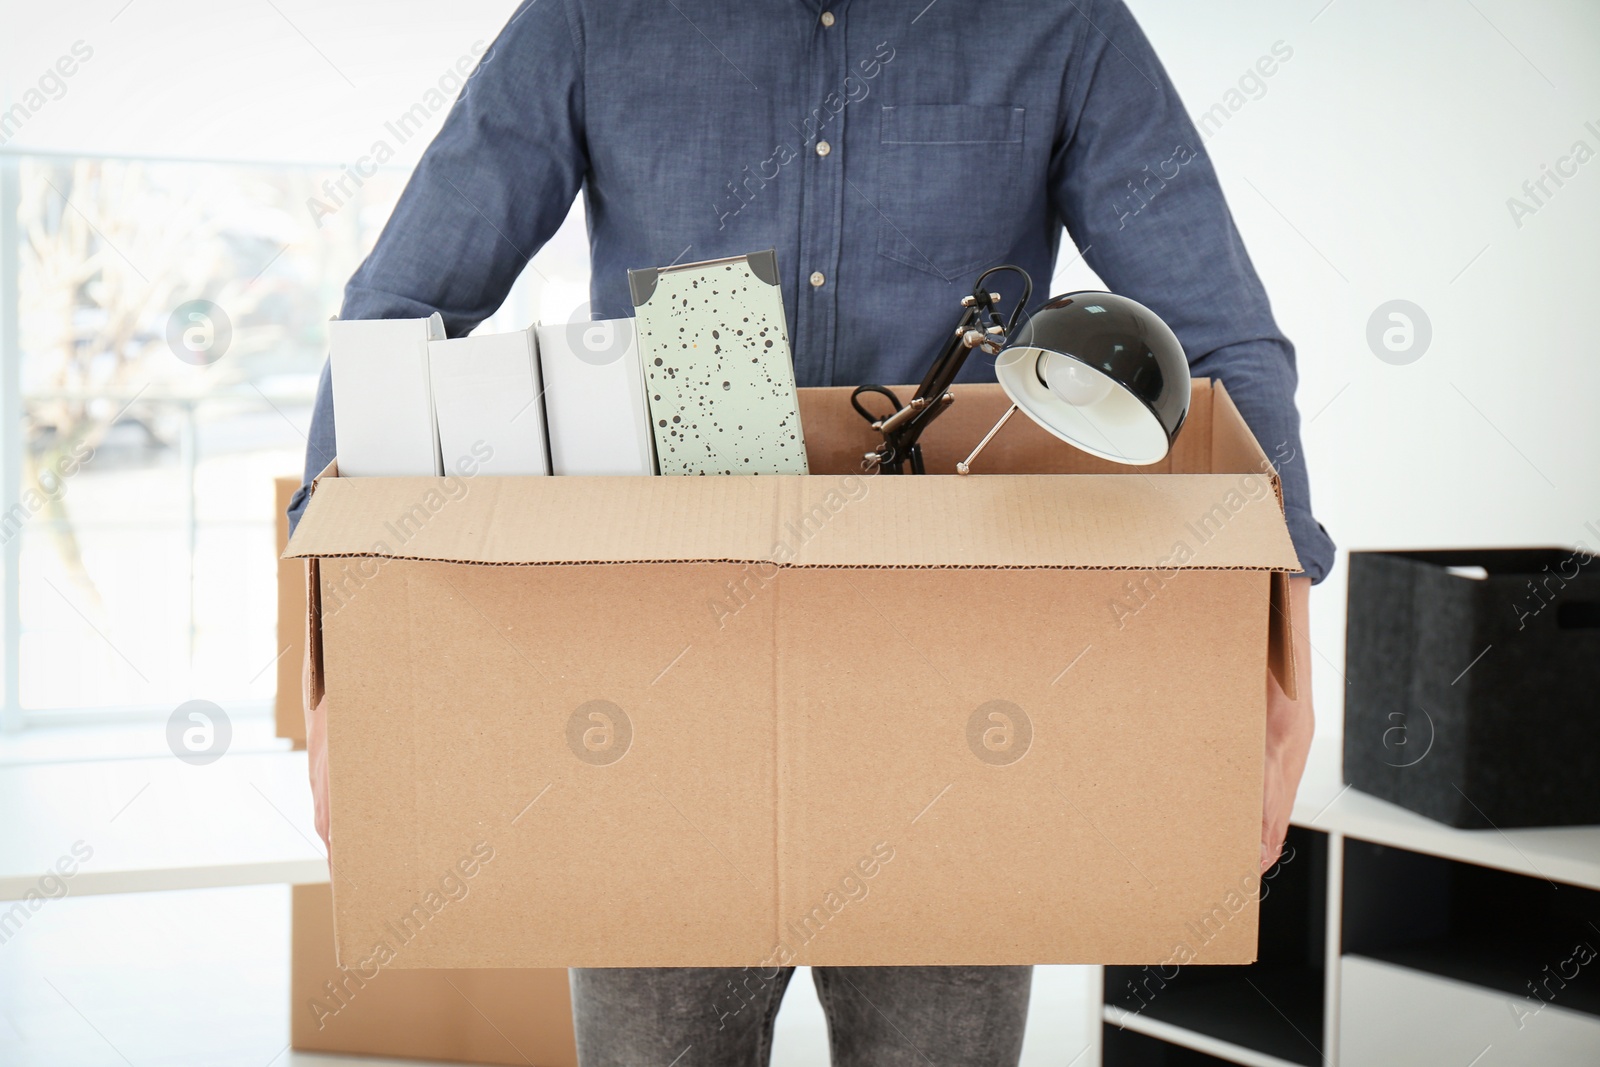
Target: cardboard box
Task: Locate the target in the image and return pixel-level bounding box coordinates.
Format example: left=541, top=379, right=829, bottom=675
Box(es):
left=285, top=380, right=1300, bottom=968
left=274, top=476, right=307, bottom=747
left=291, top=882, right=576, bottom=1065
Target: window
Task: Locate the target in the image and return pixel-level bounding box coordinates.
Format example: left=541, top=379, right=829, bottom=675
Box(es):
left=3, top=149, right=589, bottom=732
left=7, top=153, right=407, bottom=723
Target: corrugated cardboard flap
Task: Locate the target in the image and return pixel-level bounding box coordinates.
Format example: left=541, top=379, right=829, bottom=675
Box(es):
left=284, top=471, right=1299, bottom=572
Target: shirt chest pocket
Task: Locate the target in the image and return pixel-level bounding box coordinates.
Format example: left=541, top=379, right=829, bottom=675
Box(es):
left=874, top=104, right=1026, bottom=281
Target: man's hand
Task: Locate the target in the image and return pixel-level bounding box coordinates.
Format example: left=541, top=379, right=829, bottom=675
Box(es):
left=304, top=648, right=331, bottom=851
left=308, top=693, right=331, bottom=850
left=1262, top=575, right=1314, bottom=873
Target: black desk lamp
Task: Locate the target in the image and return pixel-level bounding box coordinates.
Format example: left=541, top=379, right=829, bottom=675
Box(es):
left=852, top=266, right=1190, bottom=473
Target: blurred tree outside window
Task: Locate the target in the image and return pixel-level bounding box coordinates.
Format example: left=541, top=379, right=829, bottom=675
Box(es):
left=14, top=155, right=405, bottom=719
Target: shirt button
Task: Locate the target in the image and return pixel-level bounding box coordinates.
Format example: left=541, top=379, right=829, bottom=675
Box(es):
left=815, top=140, right=832, bottom=158
left=809, top=271, right=826, bottom=288
left=820, top=11, right=836, bottom=27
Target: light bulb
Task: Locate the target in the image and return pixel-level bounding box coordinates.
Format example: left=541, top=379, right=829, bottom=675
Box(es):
left=1041, top=353, right=1114, bottom=407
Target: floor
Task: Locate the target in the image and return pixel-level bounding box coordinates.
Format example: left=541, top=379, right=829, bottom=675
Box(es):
left=0, top=883, right=1096, bottom=1066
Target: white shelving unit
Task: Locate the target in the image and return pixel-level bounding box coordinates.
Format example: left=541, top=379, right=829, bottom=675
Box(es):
left=1091, top=738, right=1600, bottom=1066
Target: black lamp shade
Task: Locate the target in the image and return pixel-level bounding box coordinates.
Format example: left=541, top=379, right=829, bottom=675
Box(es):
left=996, top=291, right=1190, bottom=465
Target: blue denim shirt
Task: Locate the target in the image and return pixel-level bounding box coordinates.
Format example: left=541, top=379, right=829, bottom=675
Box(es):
left=290, top=0, right=1334, bottom=582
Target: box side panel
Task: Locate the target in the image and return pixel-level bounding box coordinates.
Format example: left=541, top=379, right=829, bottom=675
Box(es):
left=1344, top=554, right=1467, bottom=823
left=1268, top=569, right=1298, bottom=702
left=1408, top=563, right=1481, bottom=824
left=323, top=560, right=779, bottom=968
left=783, top=474, right=1300, bottom=572
left=777, top=568, right=1268, bottom=965
left=276, top=477, right=307, bottom=745
left=305, top=558, right=324, bottom=710
left=798, top=381, right=1218, bottom=477
left=1467, top=564, right=1600, bottom=827
left=289, top=470, right=1300, bottom=572
left=1165, top=378, right=1213, bottom=475
left=1208, top=381, right=1278, bottom=485
left=287, top=473, right=782, bottom=564
left=1343, top=555, right=1413, bottom=799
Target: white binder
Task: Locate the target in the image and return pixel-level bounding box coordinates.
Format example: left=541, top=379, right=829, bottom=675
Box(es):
left=428, top=327, right=550, bottom=476
left=536, top=317, right=656, bottom=476
left=328, top=314, right=445, bottom=476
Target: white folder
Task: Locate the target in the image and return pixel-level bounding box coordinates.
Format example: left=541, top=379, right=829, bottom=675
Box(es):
left=328, top=314, right=445, bottom=476
left=428, top=327, right=550, bottom=477
left=536, top=317, right=656, bottom=476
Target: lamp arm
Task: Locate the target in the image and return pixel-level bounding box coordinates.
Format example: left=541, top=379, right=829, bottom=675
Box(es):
left=907, top=263, right=1031, bottom=417
left=912, top=306, right=982, bottom=402
left=854, top=265, right=1033, bottom=473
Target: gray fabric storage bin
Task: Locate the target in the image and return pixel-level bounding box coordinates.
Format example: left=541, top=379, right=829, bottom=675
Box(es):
left=1344, top=548, right=1600, bottom=828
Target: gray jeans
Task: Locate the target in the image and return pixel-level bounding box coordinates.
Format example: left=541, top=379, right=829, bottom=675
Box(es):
left=571, top=965, right=1033, bottom=1067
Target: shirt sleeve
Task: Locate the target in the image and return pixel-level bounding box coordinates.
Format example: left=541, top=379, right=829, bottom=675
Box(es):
left=288, top=0, right=588, bottom=535
left=1046, top=0, right=1334, bottom=583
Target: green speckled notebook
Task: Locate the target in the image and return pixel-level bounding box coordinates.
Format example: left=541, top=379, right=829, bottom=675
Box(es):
left=628, top=250, right=809, bottom=476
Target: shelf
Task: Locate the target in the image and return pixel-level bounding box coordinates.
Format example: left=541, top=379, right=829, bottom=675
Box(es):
left=1339, top=955, right=1600, bottom=1066
left=0, top=750, right=328, bottom=899
left=1342, top=838, right=1600, bottom=1020
left=1104, top=964, right=1323, bottom=1067
left=1292, top=737, right=1600, bottom=891
left=1103, top=1006, right=1308, bottom=1067
left=1356, top=941, right=1600, bottom=1019
left=1104, top=825, right=1328, bottom=1066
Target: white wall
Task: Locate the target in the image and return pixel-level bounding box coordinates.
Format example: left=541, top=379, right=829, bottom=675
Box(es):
left=0, top=0, right=517, bottom=166
left=8, top=0, right=1597, bottom=739
left=1077, top=0, right=1600, bottom=738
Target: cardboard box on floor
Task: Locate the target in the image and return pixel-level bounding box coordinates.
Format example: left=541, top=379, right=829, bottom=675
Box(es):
left=274, top=476, right=307, bottom=747
left=292, top=882, right=576, bottom=1065
left=285, top=380, right=1300, bottom=969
